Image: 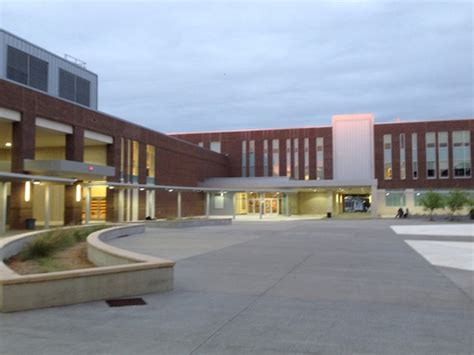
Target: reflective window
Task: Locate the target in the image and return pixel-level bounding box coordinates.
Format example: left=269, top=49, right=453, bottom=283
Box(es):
left=438, top=132, right=449, bottom=178
left=263, top=140, right=269, bottom=177
left=304, top=138, right=309, bottom=180
left=59, top=69, right=91, bottom=107
left=272, top=139, right=279, bottom=176
left=210, top=141, right=221, bottom=153
left=412, top=133, right=418, bottom=179
left=383, top=134, right=392, bottom=180
left=293, top=138, right=299, bottom=179
left=453, top=131, right=471, bottom=177
left=400, top=134, right=406, bottom=180
left=316, top=137, right=324, bottom=179
left=426, top=132, right=436, bottom=178
left=241, top=141, right=247, bottom=177
left=249, top=140, right=255, bottom=177
left=385, top=191, right=406, bottom=207
left=286, top=139, right=291, bottom=177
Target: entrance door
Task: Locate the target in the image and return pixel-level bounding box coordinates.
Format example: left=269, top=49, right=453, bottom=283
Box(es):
left=248, top=198, right=260, bottom=214
left=264, top=198, right=279, bottom=215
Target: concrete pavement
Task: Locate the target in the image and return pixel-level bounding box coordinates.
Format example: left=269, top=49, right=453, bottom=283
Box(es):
left=1, top=219, right=473, bottom=354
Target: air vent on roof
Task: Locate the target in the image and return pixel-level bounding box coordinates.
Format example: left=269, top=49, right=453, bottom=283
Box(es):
left=64, top=54, right=87, bottom=68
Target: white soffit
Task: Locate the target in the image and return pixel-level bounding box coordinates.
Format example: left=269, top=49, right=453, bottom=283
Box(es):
left=85, top=130, right=113, bottom=144
left=36, top=117, right=73, bottom=134
left=0, top=107, right=21, bottom=122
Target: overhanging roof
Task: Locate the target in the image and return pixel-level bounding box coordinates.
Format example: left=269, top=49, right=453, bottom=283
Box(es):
left=24, top=159, right=115, bottom=179
left=0, top=171, right=76, bottom=184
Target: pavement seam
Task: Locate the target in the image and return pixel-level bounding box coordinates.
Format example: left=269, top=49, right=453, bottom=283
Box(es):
left=188, top=252, right=314, bottom=355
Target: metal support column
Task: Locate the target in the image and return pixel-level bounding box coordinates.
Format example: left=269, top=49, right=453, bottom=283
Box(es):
left=177, top=191, right=182, bottom=219
left=371, top=184, right=378, bottom=218
left=232, top=193, right=236, bottom=220
left=259, top=193, right=264, bottom=220
left=85, top=186, right=91, bottom=224
left=205, top=192, right=210, bottom=218
left=44, top=184, right=50, bottom=229
left=285, top=193, right=290, bottom=216
left=0, top=183, right=7, bottom=234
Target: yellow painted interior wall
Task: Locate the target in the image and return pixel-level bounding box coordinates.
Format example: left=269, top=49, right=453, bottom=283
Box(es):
left=298, top=192, right=329, bottom=214
left=84, top=145, right=107, bottom=165
left=35, top=147, right=66, bottom=160
left=234, top=193, right=248, bottom=214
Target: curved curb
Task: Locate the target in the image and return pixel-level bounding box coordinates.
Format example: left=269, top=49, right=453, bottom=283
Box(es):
left=0, top=224, right=175, bottom=312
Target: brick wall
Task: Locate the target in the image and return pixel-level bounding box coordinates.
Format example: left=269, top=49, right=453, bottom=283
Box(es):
left=0, top=79, right=230, bottom=223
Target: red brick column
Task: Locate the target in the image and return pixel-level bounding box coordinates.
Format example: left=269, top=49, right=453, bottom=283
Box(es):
left=9, top=112, right=35, bottom=229
left=64, top=127, right=84, bottom=225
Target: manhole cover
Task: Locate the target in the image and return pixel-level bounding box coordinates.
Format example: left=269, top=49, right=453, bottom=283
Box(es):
left=106, top=298, right=147, bottom=307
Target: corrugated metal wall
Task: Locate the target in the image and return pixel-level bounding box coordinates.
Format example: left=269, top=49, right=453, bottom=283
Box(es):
left=0, top=30, right=98, bottom=109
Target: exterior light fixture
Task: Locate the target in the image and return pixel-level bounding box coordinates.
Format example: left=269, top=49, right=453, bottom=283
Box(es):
left=108, top=186, right=115, bottom=190
left=416, top=192, right=421, bottom=196
left=385, top=192, right=390, bottom=196
left=75, top=184, right=82, bottom=202
left=33, top=181, right=41, bottom=185
left=139, top=187, right=145, bottom=191
left=168, top=189, right=174, bottom=192
left=25, top=181, right=31, bottom=202
left=5, top=142, right=12, bottom=147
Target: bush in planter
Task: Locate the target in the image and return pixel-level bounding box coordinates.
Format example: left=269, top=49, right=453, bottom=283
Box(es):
left=419, top=191, right=445, bottom=221
left=444, top=190, right=469, bottom=221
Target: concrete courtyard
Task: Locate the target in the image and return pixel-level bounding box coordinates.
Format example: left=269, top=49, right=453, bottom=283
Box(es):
left=1, top=219, right=473, bottom=354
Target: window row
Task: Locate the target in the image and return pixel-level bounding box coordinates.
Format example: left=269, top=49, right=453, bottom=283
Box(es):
left=383, top=130, right=471, bottom=180
left=241, top=138, right=324, bottom=179
left=385, top=190, right=474, bottom=207
left=6, top=46, right=91, bottom=107
left=119, top=139, right=156, bottom=183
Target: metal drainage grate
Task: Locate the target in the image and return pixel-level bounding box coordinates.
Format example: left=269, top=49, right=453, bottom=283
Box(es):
left=106, top=298, right=147, bottom=307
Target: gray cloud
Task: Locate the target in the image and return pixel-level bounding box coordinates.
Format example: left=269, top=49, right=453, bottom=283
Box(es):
left=1, top=0, right=472, bottom=133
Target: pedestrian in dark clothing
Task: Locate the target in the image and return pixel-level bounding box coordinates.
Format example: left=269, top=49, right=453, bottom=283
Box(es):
left=395, top=208, right=403, bottom=219
left=403, top=208, right=409, bottom=218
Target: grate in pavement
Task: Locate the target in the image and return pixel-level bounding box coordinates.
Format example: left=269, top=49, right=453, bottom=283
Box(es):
left=106, top=298, right=147, bottom=307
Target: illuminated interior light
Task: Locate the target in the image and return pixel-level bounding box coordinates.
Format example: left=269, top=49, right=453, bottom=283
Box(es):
left=108, top=186, right=115, bottom=189
left=33, top=181, right=41, bottom=185
left=76, top=184, right=82, bottom=202
left=25, top=181, right=31, bottom=202
left=5, top=142, right=12, bottom=147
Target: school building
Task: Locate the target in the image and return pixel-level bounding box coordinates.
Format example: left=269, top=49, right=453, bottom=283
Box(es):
left=0, top=29, right=472, bottom=231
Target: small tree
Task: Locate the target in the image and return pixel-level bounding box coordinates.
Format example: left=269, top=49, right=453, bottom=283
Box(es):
left=445, top=190, right=469, bottom=220
left=419, top=191, right=444, bottom=221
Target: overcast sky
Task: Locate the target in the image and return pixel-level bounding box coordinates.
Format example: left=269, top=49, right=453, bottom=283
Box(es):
left=1, top=1, right=472, bottom=133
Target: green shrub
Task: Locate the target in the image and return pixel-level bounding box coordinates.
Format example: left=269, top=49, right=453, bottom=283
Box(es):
left=419, top=191, right=445, bottom=221
left=444, top=190, right=469, bottom=220
left=20, top=225, right=108, bottom=261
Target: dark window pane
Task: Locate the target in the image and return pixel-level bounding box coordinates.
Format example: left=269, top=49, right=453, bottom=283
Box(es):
left=75, top=76, right=90, bottom=106
left=59, top=69, right=75, bottom=101
left=7, top=46, right=28, bottom=85
left=29, top=56, right=48, bottom=91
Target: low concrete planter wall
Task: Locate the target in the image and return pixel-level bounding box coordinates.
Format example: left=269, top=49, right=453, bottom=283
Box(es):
left=0, top=224, right=174, bottom=312
left=147, top=218, right=232, bottom=228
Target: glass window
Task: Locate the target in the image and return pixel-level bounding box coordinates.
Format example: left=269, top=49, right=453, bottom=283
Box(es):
left=385, top=191, right=406, bottom=207
left=198, top=142, right=204, bottom=147
left=249, top=140, right=255, bottom=177
left=412, top=133, right=418, bottom=179
left=132, top=140, right=139, bottom=178
left=120, top=137, right=125, bottom=179
left=146, top=145, right=155, bottom=178
left=316, top=137, right=324, bottom=180
left=263, top=140, right=269, bottom=177
left=286, top=139, right=291, bottom=177
left=7, top=46, right=48, bottom=91
left=59, top=69, right=91, bottom=107
left=293, top=138, right=299, bottom=179
left=453, top=130, right=471, bottom=177
left=304, top=138, right=309, bottom=180
left=210, top=141, right=221, bottom=153
left=242, top=140, right=247, bottom=177
left=426, top=132, right=436, bottom=178
left=272, top=139, right=279, bottom=176
left=383, top=134, right=392, bottom=180
left=438, top=132, right=449, bottom=178
left=400, top=133, right=406, bottom=180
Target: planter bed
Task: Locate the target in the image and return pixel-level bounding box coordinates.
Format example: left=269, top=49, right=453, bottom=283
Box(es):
left=0, top=224, right=174, bottom=312
left=146, top=217, right=232, bottom=228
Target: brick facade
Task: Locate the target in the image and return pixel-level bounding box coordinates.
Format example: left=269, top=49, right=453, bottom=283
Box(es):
left=0, top=79, right=230, bottom=225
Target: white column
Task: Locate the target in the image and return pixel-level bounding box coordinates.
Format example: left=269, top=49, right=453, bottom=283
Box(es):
left=205, top=192, right=210, bottom=218
left=0, top=183, right=7, bottom=234
left=232, top=193, right=236, bottom=220
left=285, top=193, right=290, bottom=216
left=405, top=188, right=415, bottom=214
left=177, top=191, right=182, bottom=219
left=277, top=195, right=280, bottom=215
left=371, top=184, right=378, bottom=218
left=85, top=186, right=91, bottom=224
left=118, top=189, right=124, bottom=222
left=44, top=184, right=50, bottom=229
left=327, top=191, right=333, bottom=217
left=259, top=193, right=264, bottom=219
left=126, top=188, right=131, bottom=222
